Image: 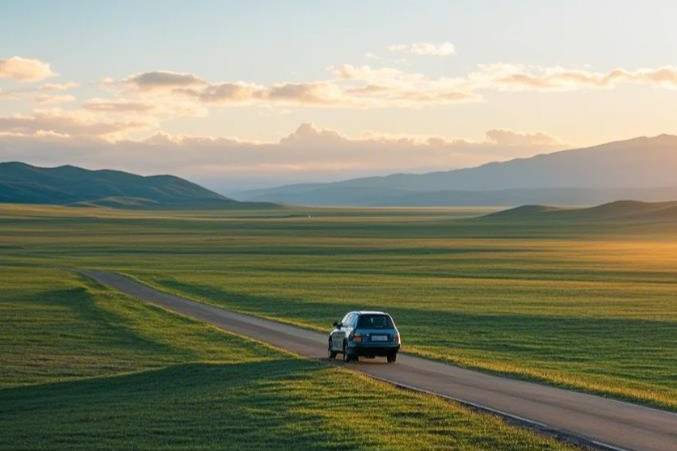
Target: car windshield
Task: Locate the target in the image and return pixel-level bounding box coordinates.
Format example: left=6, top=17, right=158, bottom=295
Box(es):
left=356, top=314, right=393, bottom=329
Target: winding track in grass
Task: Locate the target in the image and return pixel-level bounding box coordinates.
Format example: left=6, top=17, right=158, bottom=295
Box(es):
left=83, top=270, right=677, bottom=451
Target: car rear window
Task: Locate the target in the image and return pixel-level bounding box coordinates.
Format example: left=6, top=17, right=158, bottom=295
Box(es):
left=356, top=314, right=393, bottom=329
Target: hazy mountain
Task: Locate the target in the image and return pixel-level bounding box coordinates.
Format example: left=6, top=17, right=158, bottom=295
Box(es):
left=0, top=162, right=275, bottom=209
left=481, top=200, right=677, bottom=223
left=236, top=135, right=677, bottom=206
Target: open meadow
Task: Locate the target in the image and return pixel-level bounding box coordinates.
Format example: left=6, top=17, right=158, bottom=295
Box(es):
left=0, top=207, right=579, bottom=450
left=1, top=203, right=675, bottom=419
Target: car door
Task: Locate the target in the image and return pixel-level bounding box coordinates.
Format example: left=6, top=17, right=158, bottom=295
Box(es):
left=343, top=313, right=355, bottom=340
left=331, top=312, right=352, bottom=351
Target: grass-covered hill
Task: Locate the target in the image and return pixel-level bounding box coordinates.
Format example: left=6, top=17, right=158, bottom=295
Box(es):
left=0, top=162, right=275, bottom=209
left=482, top=200, right=677, bottom=222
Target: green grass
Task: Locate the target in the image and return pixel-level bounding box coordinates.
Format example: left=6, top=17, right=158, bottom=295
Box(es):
left=0, top=265, right=569, bottom=450
left=1, top=203, right=675, bottom=412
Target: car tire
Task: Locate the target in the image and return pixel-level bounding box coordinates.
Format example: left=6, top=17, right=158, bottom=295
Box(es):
left=387, top=352, right=397, bottom=363
left=328, top=339, right=337, bottom=360
left=342, top=342, right=355, bottom=363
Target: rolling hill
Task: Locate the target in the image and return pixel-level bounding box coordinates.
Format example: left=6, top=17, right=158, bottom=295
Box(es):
left=481, top=200, right=677, bottom=223
left=0, top=162, right=275, bottom=209
left=236, top=134, right=677, bottom=206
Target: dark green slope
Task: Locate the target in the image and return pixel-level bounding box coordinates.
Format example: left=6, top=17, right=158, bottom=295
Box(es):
left=0, top=162, right=275, bottom=209
left=482, top=200, right=677, bottom=223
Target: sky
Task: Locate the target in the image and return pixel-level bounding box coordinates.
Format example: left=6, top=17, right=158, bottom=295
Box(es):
left=1, top=0, right=677, bottom=192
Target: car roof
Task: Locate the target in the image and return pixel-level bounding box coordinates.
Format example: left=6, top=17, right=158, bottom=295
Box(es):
left=352, top=310, right=388, bottom=316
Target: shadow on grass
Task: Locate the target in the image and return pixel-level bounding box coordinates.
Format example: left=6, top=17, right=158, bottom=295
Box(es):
left=25, top=287, right=183, bottom=357
left=0, top=359, right=340, bottom=450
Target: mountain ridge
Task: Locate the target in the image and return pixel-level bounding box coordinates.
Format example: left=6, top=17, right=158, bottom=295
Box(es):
left=0, top=162, right=275, bottom=209
left=235, top=134, right=677, bottom=206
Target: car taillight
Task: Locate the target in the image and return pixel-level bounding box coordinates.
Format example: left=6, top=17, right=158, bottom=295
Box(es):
left=351, top=333, right=362, bottom=343
left=393, top=333, right=400, bottom=344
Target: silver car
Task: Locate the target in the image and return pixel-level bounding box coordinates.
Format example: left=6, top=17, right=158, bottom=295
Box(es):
left=328, top=311, right=401, bottom=363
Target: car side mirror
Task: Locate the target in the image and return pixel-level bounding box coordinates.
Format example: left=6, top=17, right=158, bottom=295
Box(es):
left=333, top=321, right=341, bottom=328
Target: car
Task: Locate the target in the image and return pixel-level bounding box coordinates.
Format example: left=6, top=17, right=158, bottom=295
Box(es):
left=328, top=311, right=401, bottom=363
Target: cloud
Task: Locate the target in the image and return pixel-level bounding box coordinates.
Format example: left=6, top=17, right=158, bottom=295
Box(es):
left=389, top=42, right=456, bottom=56
left=331, top=64, right=474, bottom=105
left=40, top=82, right=79, bottom=92
left=485, top=129, right=561, bottom=147
left=178, top=82, right=261, bottom=103
left=35, top=94, right=77, bottom=105
left=0, top=109, right=150, bottom=139
left=83, top=98, right=154, bottom=113
left=0, top=80, right=78, bottom=104
left=0, top=123, right=563, bottom=190
left=474, top=64, right=677, bottom=91
left=120, top=71, right=206, bottom=91
left=177, top=81, right=342, bottom=105
left=332, top=64, right=423, bottom=83
left=98, top=62, right=677, bottom=114
left=266, top=82, right=343, bottom=104
left=105, top=65, right=475, bottom=109
left=278, top=123, right=347, bottom=146
left=0, top=56, right=55, bottom=82
left=4, top=60, right=676, bottom=148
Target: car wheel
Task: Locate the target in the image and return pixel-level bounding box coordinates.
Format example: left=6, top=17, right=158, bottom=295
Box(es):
left=342, top=342, right=353, bottom=362
left=328, top=339, right=337, bottom=360
left=387, top=352, right=397, bottom=363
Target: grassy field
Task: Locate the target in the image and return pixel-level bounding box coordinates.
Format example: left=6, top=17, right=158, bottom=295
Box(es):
left=1, top=204, right=675, bottom=414
left=0, top=265, right=569, bottom=450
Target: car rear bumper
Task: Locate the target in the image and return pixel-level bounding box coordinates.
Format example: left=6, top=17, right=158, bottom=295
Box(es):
left=350, top=344, right=400, bottom=356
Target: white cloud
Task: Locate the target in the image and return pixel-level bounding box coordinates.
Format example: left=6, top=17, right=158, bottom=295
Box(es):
left=472, top=64, right=677, bottom=91
left=93, top=62, right=677, bottom=115
left=0, top=80, right=78, bottom=104
left=0, top=56, right=55, bottom=82
left=83, top=98, right=154, bottom=113
left=0, top=109, right=150, bottom=139
left=103, top=64, right=475, bottom=109
left=0, top=123, right=563, bottom=190
left=177, top=82, right=261, bottom=103
left=176, top=81, right=344, bottom=105
left=40, top=82, right=79, bottom=92
left=485, top=129, right=561, bottom=147
left=119, top=71, right=207, bottom=91
left=3, top=59, right=677, bottom=151
left=389, top=42, right=456, bottom=56
left=266, top=82, right=344, bottom=104
left=35, top=94, right=76, bottom=105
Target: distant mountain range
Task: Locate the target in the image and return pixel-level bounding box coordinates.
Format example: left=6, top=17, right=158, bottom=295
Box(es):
left=481, top=200, right=677, bottom=223
left=0, top=162, right=275, bottom=209
left=235, top=135, right=677, bottom=206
